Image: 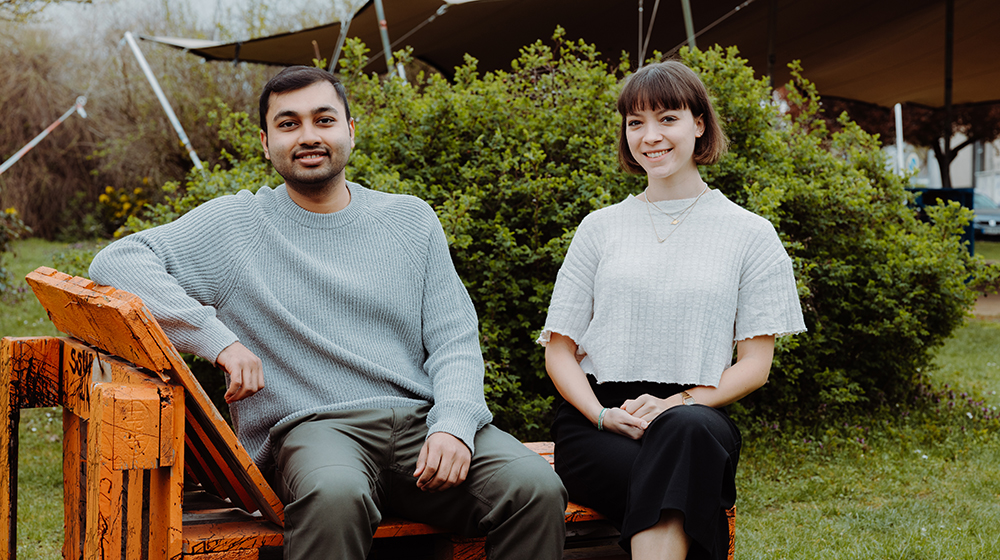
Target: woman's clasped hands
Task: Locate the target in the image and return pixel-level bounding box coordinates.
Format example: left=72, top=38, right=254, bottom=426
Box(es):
left=601, top=393, right=681, bottom=440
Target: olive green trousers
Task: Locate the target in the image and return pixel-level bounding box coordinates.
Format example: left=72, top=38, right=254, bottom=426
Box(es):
left=270, top=406, right=567, bottom=560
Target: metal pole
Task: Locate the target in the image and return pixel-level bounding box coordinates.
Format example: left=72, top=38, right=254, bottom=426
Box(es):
left=638, top=0, right=644, bottom=68
left=767, top=0, right=777, bottom=89
left=640, top=0, right=661, bottom=64
left=941, top=0, right=954, bottom=189
left=0, top=97, right=87, bottom=177
left=373, top=0, right=406, bottom=81
left=895, top=103, right=905, bottom=176
left=681, top=0, right=696, bottom=49
left=328, top=14, right=354, bottom=73
left=122, top=31, right=204, bottom=171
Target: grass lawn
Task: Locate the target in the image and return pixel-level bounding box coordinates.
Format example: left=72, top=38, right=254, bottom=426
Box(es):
left=3, top=238, right=1000, bottom=559
left=975, top=239, right=1000, bottom=262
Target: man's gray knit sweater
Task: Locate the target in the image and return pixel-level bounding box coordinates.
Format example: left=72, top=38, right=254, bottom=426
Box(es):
left=89, top=183, right=492, bottom=468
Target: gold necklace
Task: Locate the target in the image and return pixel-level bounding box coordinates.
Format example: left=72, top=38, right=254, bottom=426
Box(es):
left=644, top=184, right=707, bottom=224
left=644, top=185, right=708, bottom=243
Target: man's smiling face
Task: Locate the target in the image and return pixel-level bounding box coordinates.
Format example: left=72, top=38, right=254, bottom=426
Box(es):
left=260, top=80, right=355, bottom=196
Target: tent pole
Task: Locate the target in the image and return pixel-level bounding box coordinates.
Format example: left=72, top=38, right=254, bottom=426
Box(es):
left=767, top=0, right=777, bottom=89
left=0, top=97, right=86, bottom=177
left=638, top=0, right=644, bottom=68
left=373, top=0, right=406, bottom=81
left=122, top=32, right=204, bottom=171
left=895, top=103, right=905, bottom=176
left=681, top=0, right=696, bottom=49
left=941, top=0, right=953, bottom=189
left=640, top=0, right=661, bottom=64
left=328, top=14, right=354, bottom=73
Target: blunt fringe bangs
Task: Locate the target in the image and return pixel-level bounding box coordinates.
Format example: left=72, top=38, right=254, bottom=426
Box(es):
left=616, top=61, right=727, bottom=173
left=259, top=66, right=351, bottom=134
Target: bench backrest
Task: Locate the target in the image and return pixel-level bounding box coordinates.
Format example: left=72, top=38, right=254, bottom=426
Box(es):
left=25, top=267, right=284, bottom=525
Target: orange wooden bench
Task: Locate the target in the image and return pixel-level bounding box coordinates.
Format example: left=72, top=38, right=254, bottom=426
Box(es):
left=1, top=267, right=734, bottom=559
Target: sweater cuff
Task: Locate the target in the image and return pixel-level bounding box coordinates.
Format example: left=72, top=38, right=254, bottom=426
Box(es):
left=426, top=400, right=493, bottom=455
left=174, top=321, right=240, bottom=364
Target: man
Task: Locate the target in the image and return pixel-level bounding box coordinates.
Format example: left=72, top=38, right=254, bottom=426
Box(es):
left=89, top=66, right=566, bottom=559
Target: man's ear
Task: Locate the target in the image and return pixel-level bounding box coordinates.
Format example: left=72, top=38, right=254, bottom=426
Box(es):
left=259, top=129, right=270, bottom=160
left=349, top=118, right=356, bottom=148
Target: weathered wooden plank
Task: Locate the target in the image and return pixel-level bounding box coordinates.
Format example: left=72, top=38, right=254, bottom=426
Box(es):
left=1, top=337, right=19, bottom=560
left=62, top=409, right=85, bottom=560
left=148, top=386, right=185, bottom=560
left=85, top=384, right=125, bottom=560
left=2, top=337, right=63, bottom=408
left=182, top=519, right=284, bottom=555
left=374, top=517, right=453, bottom=538
left=124, top=469, right=144, bottom=559
left=27, top=267, right=176, bottom=380
left=184, top=550, right=261, bottom=560
left=28, top=268, right=284, bottom=526
left=61, top=340, right=93, bottom=418
left=434, top=535, right=487, bottom=560
left=105, top=385, right=162, bottom=470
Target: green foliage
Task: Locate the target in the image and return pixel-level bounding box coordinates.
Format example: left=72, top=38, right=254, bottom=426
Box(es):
left=1, top=207, right=30, bottom=298
left=340, top=32, right=641, bottom=437
left=109, top=33, right=991, bottom=437
left=690, top=51, right=994, bottom=418
left=119, top=105, right=280, bottom=236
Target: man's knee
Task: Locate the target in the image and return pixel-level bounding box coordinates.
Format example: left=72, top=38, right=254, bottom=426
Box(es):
left=491, top=454, right=568, bottom=514
left=285, top=465, right=381, bottom=529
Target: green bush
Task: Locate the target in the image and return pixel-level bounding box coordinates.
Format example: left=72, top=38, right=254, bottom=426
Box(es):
left=110, top=33, right=991, bottom=439
left=1, top=207, right=30, bottom=298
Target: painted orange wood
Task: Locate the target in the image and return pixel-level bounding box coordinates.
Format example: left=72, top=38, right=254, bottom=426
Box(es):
left=438, top=535, right=488, bottom=560
left=183, top=550, right=261, bottom=560
left=27, top=268, right=176, bottom=381
left=27, top=267, right=284, bottom=526
left=1, top=337, right=17, bottom=560
left=148, top=385, right=185, bottom=560
left=374, top=517, right=454, bottom=538
left=85, top=383, right=125, bottom=560
left=105, top=384, right=163, bottom=470
left=2, top=337, right=62, bottom=408
left=10, top=269, right=739, bottom=560
left=125, top=468, right=144, bottom=559
left=182, top=520, right=283, bottom=554
left=62, top=408, right=85, bottom=560
left=2, top=336, right=64, bottom=560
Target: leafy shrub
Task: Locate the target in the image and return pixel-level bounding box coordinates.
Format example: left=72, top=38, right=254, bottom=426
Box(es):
left=105, top=33, right=991, bottom=439
left=1, top=207, right=30, bottom=298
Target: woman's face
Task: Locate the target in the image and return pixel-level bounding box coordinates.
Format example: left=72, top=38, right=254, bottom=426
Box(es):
left=625, top=106, right=704, bottom=183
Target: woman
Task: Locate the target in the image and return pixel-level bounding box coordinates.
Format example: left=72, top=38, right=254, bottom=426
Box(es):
left=537, top=61, right=806, bottom=560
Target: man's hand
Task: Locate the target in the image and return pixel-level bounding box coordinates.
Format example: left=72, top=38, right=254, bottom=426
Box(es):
left=216, top=341, right=264, bottom=403
left=414, top=432, right=471, bottom=492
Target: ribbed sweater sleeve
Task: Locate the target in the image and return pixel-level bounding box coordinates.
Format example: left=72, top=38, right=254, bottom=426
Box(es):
left=89, top=196, right=245, bottom=362
left=417, top=210, right=492, bottom=448
left=89, top=183, right=492, bottom=465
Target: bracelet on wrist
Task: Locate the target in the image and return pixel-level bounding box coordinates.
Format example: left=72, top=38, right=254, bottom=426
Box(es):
left=597, top=407, right=609, bottom=431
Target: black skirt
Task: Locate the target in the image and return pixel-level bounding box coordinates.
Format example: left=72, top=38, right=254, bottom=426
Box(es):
left=552, top=376, right=741, bottom=559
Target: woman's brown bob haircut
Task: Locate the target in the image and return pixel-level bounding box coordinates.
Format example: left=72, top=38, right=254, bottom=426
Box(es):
left=617, top=61, right=728, bottom=174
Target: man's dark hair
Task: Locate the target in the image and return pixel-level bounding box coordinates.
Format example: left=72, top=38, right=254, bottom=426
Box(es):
left=259, top=66, right=351, bottom=134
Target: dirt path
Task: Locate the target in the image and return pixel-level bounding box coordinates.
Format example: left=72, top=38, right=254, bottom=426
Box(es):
left=975, top=293, right=1000, bottom=320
